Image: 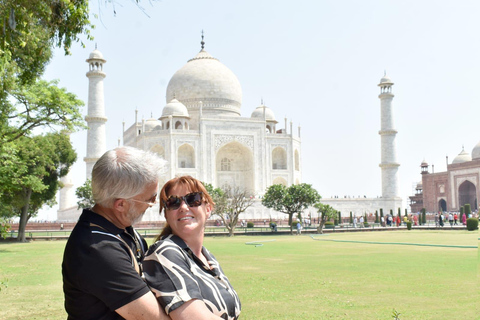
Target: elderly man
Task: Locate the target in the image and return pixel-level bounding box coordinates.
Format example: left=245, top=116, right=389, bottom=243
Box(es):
left=62, top=146, right=168, bottom=319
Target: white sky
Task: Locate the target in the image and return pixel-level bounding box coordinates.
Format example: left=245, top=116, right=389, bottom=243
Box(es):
left=37, top=0, right=479, bottom=220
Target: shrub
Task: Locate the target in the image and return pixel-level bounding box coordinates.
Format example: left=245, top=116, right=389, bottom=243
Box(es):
left=324, top=221, right=334, bottom=228
left=247, top=221, right=254, bottom=228
left=363, top=222, right=369, bottom=227
left=466, top=218, right=478, bottom=231
left=465, top=204, right=471, bottom=216
left=406, top=221, right=412, bottom=230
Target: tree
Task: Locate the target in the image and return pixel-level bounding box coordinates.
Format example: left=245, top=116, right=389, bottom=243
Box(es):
left=211, top=186, right=254, bottom=237
left=1, top=0, right=93, bottom=100
left=0, top=133, right=76, bottom=242
left=314, top=203, right=337, bottom=234
left=1, top=79, right=85, bottom=143
left=75, top=179, right=94, bottom=210
left=262, top=183, right=320, bottom=234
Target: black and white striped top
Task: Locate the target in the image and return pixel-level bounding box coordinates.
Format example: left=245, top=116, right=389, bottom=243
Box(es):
left=143, top=235, right=241, bottom=319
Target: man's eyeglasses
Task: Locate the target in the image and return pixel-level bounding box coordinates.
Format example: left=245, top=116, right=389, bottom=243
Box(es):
left=164, top=192, right=203, bottom=210
left=128, top=194, right=158, bottom=207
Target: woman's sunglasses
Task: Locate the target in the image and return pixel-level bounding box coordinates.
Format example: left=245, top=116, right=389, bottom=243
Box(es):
left=164, top=192, right=203, bottom=210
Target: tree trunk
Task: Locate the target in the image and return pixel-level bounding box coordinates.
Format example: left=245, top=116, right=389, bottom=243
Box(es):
left=17, top=189, right=32, bottom=242
left=288, top=213, right=293, bottom=235
left=317, top=221, right=325, bottom=234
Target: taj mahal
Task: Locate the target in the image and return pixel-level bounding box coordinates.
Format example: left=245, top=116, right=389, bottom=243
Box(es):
left=58, top=37, right=403, bottom=222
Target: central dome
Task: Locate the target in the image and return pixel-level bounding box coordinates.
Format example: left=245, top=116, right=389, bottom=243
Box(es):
left=166, top=49, right=242, bottom=117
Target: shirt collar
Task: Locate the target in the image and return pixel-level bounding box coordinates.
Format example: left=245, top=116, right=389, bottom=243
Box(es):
left=80, top=208, right=126, bottom=235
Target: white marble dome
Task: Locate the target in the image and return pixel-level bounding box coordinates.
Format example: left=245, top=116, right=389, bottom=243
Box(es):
left=87, top=49, right=106, bottom=62
left=166, top=49, right=242, bottom=116
left=379, top=75, right=393, bottom=84
left=471, top=141, right=480, bottom=160
left=251, top=104, right=277, bottom=122
left=161, top=99, right=189, bottom=118
left=144, top=117, right=162, bottom=131
left=452, top=147, right=472, bottom=164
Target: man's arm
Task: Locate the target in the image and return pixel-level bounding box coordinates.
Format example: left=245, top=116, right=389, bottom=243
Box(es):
left=116, top=291, right=170, bottom=320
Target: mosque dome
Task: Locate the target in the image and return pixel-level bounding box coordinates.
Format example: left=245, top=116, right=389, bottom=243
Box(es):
left=161, top=99, right=189, bottom=118
left=379, top=75, right=393, bottom=84
left=471, top=141, right=480, bottom=160
left=251, top=104, right=277, bottom=122
left=144, top=117, right=162, bottom=131
left=452, top=147, right=472, bottom=164
left=166, top=49, right=242, bottom=116
left=86, top=49, right=106, bottom=62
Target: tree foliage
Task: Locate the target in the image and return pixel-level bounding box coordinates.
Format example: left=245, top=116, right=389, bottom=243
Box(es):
left=1, top=79, right=85, bottom=142
left=262, top=183, right=321, bottom=234
left=1, top=0, right=93, bottom=98
left=0, top=218, right=11, bottom=239
left=75, top=179, right=94, bottom=210
left=0, top=133, right=76, bottom=241
left=314, top=203, right=337, bottom=234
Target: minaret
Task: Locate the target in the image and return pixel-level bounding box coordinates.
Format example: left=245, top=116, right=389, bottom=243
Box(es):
left=58, top=131, right=75, bottom=212
left=378, top=73, right=400, bottom=199
left=84, top=48, right=107, bottom=178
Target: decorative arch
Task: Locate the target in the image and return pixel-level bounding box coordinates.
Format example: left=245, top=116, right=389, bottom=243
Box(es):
left=177, top=144, right=195, bottom=168
left=438, top=199, right=447, bottom=212
left=216, top=141, right=254, bottom=194
left=150, top=144, right=165, bottom=160
left=458, top=180, right=477, bottom=210
left=294, top=149, right=300, bottom=171
left=272, top=177, right=287, bottom=186
left=266, top=125, right=272, bottom=133
left=175, top=120, right=183, bottom=129
left=272, top=147, right=287, bottom=170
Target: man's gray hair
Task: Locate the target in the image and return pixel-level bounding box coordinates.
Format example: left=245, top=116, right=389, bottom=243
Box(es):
left=92, top=146, right=167, bottom=207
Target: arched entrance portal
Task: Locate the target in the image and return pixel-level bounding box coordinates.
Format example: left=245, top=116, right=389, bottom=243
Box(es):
left=438, top=199, right=447, bottom=212
left=458, top=180, right=477, bottom=210
left=216, top=142, right=254, bottom=195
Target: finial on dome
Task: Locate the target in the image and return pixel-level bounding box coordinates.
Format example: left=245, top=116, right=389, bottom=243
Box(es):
left=384, top=70, right=386, bottom=76
left=261, top=97, right=264, bottom=105
left=151, top=112, right=153, bottom=118
left=201, top=30, right=205, bottom=50
left=95, top=43, right=97, bottom=50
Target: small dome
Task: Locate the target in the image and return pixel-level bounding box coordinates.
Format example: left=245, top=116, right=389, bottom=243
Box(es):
left=86, top=49, right=106, bottom=62
left=420, top=159, right=428, bottom=167
left=452, top=147, right=472, bottom=164
left=471, top=141, right=480, bottom=160
left=251, top=104, right=277, bottom=122
left=161, top=99, right=189, bottom=118
left=416, top=182, right=423, bottom=189
left=380, top=76, right=393, bottom=83
left=144, top=117, right=162, bottom=131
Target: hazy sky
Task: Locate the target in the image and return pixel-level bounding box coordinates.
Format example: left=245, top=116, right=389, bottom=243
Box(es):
left=38, top=0, right=479, bottom=220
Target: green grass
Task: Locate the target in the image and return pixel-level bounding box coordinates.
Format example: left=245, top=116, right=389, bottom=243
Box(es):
left=0, top=231, right=477, bottom=319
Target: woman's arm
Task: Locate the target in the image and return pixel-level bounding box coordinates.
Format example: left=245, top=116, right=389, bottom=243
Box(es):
left=169, top=299, right=223, bottom=320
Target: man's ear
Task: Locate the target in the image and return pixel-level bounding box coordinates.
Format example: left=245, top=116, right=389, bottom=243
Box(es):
left=113, top=198, right=127, bottom=213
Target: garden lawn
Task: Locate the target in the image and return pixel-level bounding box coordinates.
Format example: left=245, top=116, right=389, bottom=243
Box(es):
left=0, top=230, right=477, bottom=319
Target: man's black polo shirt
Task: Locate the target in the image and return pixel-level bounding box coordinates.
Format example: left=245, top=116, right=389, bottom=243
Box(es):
left=62, top=209, right=150, bottom=320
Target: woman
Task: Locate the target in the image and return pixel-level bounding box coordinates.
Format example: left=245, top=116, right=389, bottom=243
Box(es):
left=143, top=176, right=241, bottom=320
